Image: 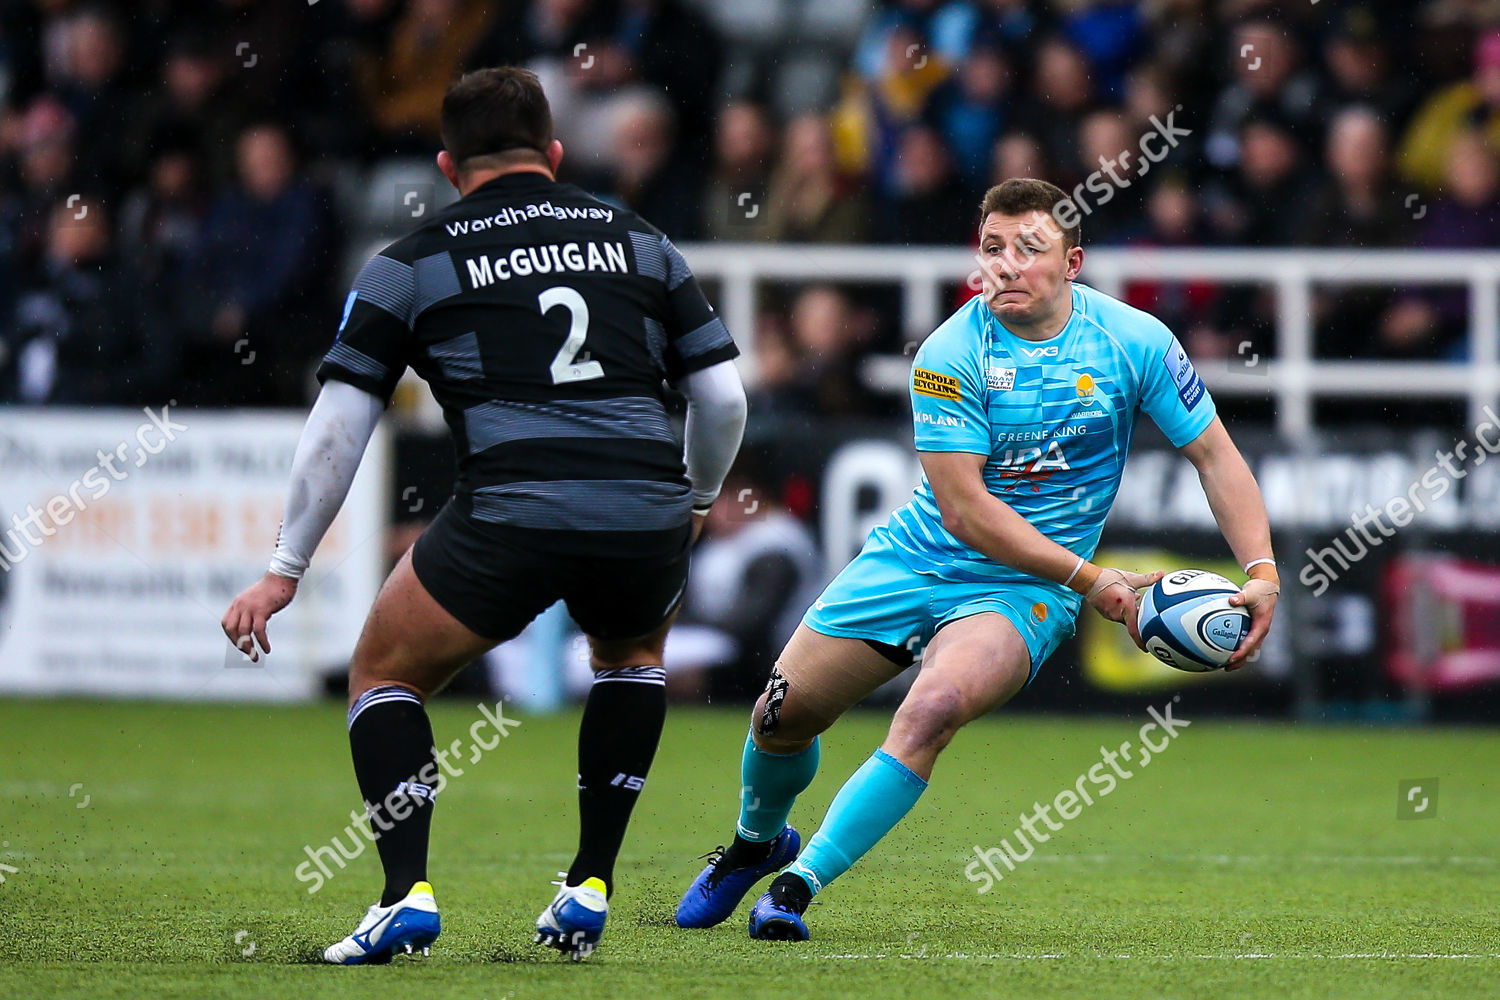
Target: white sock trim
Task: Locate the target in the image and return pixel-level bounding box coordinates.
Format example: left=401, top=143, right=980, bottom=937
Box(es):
left=347, top=685, right=422, bottom=729
left=592, top=665, right=666, bottom=686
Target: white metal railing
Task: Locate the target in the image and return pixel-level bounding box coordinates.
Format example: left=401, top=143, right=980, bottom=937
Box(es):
left=677, top=244, right=1500, bottom=437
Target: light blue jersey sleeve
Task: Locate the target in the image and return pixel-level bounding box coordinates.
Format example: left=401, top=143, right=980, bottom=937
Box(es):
left=1135, top=318, right=1216, bottom=448
left=909, top=303, right=990, bottom=455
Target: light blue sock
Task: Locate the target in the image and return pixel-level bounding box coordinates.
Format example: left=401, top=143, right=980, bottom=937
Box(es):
left=737, top=731, right=820, bottom=842
left=787, top=748, right=927, bottom=895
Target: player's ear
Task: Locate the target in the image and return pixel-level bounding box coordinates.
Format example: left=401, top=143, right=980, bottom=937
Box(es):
left=546, top=139, right=565, bottom=174
left=436, top=150, right=461, bottom=192
left=1065, top=245, right=1084, bottom=281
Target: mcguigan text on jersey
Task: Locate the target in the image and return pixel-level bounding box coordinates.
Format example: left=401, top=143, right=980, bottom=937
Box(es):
left=464, top=241, right=629, bottom=286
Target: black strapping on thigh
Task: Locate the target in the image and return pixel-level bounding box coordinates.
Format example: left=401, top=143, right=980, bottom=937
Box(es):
left=862, top=638, right=915, bottom=668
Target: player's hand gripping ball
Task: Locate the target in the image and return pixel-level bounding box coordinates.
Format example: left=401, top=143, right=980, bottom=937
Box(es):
left=1137, top=569, right=1250, bottom=671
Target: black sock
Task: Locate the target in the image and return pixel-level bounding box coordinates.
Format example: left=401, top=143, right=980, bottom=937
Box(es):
left=769, top=872, right=812, bottom=914
left=723, top=833, right=776, bottom=868
left=566, top=665, right=667, bottom=895
left=347, top=685, right=438, bottom=907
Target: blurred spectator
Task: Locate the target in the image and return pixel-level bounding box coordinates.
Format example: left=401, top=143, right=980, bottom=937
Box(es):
left=1131, top=173, right=1210, bottom=248
left=743, top=314, right=804, bottom=418
left=469, top=0, right=612, bottom=66
left=1204, top=17, right=1324, bottom=170
left=836, top=19, right=953, bottom=196
left=1122, top=176, right=1225, bottom=346
left=594, top=88, right=702, bottom=239
left=1072, top=110, right=1148, bottom=244
left=702, top=99, right=774, bottom=241
left=1422, top=130, right=1500, bottom=248
left=795, top=284, right=883, bottom=415
left=214, top=0, right=336, bottom=126
left=1014, top=36, right=1096, bottom=180
left=762, top=113, right=870, bottom=243
left=990, top=130, right=1050, bottom=185
left=1319, top=6, right=1418, bottom=127
left=6, top=96, right=80, bottom=271
left=184, top=123, right=337, bottom=406
left=1301, top=106, right=1412, bottom=248
left=1379, top=131, right=1500, bottom=359
left=1122, top=63, right=1196, bottom=163
left=477, top=0, right=721, bottom=173
left=1398, top=27, right=1500, bottom=192
left=1204, top=112, right=1314, bottom=246
left=1121, top=62, right=1176, bottom=131
left=48, top=5, right=133, bottom=194
left=1060, top=0, right=1144, bottom=101
left=928, top=43, right=1011, bottom=190
left=356, top=0, right=496, bottom=150
left=1139, top=0, right=1214, bottom=113
left=744, top=284, right=885, bottom=417
left=853, top=0, right=977, bottom=79
left=119, top=137, right=210, bottom=349
left=971, top=0, right=1050, bottom=55
left=1, top=198, right=172, bottom=405
left=123, top=27, right=244, bottom=187
left=1303, top=107, right=1414, bottom=360
left=605, top=0, right=724, bottom=169
left=880, top=124, right=972, bottom=244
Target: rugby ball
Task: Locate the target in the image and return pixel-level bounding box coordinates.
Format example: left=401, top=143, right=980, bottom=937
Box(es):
left=1137, top=569, right=1249, bottom=671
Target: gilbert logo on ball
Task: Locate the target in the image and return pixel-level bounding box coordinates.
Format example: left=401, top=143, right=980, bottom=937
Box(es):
left=1137, top=569, right=1249, bottom=671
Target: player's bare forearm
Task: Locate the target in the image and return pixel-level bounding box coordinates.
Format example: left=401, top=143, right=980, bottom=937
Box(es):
left=219, top=382, right=382, bottom=660
left=1178, top=419, right=1277, bottom=584
left=921, top=450, right=1163, bottom=647
left=948, top=484, right=1080, bottom=582
left=922, top=451, right=1081, bottom=583
left=1198, top=456, right=1275, bottom=580
left=1178, top=418, right=1279, bottom=666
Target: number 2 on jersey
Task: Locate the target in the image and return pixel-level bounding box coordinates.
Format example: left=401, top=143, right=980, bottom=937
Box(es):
left=538, top=286, right=604, bottom=384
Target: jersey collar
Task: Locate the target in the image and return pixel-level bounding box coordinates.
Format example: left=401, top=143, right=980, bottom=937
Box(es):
left=466, top=171, right=559, bottom=199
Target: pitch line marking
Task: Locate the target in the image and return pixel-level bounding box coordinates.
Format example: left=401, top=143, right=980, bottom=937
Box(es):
left=814, top=952, right=1500, bottom=961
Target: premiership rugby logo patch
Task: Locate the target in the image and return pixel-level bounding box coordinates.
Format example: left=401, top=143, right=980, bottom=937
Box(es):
left=913, top=367, right=961, bottom=401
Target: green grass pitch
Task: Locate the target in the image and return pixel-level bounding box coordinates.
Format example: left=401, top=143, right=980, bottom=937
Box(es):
left=1, top=699, right=1495, bottom=999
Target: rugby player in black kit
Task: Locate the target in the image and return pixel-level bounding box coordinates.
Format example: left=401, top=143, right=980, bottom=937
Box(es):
left=220, top=67, right=747, bottom=964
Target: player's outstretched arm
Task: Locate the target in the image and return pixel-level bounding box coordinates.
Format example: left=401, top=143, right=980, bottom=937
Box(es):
left=679, top=359, right=747, bottom=543
left=220, top=380, right=384, bottom=661
left=1176, top=416, right=1279, bottom=668
left=920, top=451, right=1163, bottom=648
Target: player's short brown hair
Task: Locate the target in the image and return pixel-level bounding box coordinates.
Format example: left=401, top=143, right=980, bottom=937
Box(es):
left=441, top=67, right=553, bottom=168
left=979, top=178, right=1082, bottom=249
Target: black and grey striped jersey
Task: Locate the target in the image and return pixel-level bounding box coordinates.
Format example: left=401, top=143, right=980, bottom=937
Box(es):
left=316, top=171, right=737, bottom=550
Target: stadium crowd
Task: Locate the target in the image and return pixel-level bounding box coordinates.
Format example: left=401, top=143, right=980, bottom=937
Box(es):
left=0, top=0, right=1495, bottom=411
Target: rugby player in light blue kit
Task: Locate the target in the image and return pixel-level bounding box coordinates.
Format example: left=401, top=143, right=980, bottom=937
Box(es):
left=674, top=178, right=1281, bottom=940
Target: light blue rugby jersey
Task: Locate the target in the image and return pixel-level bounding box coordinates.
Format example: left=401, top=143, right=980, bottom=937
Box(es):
left=887, top=282, right=1216, bottom=585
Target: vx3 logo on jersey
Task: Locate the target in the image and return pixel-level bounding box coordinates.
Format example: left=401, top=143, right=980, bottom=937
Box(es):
left=1018, top=344, right=1060, bottom=358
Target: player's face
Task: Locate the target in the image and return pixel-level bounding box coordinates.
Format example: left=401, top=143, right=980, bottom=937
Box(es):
left=976, top=210, right=1082, bottom=328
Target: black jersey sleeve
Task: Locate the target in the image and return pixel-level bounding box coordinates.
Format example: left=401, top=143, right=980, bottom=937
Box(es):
left=658, top=237, right=739, bottom=382
left=315, top=251, right=417, bottom=401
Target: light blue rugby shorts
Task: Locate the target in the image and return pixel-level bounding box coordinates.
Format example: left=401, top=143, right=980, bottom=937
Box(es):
left=802, top=526, right=1081, bottom=682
